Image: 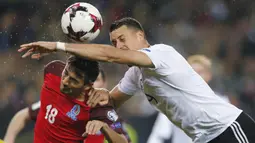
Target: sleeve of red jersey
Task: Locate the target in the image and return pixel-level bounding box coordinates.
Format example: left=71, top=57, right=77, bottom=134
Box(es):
left=28, top=101, right=41, bottom=121
left=89, top=104, right=131, bottom=141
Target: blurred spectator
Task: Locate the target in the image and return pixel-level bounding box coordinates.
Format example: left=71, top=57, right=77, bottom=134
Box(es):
left=0, top=12, right=16, bottom=51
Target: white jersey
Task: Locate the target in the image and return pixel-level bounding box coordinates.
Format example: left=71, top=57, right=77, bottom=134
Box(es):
left=215, top=92, right=231, bottom=103
left=148, top=112, right=193, bottom=143
left=118, top=44, right=242, bottom=143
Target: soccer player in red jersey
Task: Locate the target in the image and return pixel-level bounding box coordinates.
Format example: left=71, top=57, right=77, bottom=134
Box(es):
left=3, top=69, right=129, bottom=143
left=22, top=56, right=128, bottom=143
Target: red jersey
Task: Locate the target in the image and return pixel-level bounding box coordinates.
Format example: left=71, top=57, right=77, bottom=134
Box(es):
left=32, top=61, right=129, bottom=143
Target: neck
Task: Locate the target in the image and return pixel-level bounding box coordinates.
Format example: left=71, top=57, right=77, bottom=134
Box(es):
left=141, top=40, right=150, bottom=49
left=75, top=87, right=90, bottom=102
left=134, top=40, right=150, bottom=50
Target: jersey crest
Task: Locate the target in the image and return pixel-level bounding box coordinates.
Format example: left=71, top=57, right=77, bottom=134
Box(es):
left=107, top=109, right=118, bottom=122
left=66, top=104, right=80, bottom=121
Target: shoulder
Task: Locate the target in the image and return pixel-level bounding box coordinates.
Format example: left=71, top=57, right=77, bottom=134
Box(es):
left=122, top=67, right=141, bottom=83
left=44, top=60, right=65, bottom=77
left=90, top=104, right=119, bottom=124
left=140, top=44, right=174, bottom=52
left=125, top=66, right=140, bottom=75
left=138, top=44, right=175, bottom=69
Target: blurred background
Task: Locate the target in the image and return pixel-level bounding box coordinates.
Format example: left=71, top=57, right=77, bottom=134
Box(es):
left=0, top=0, right=255, bottom=142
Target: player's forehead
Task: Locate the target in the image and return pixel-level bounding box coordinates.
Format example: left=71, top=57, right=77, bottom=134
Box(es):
left=64, top=64, right=84, bottom=80
left=110, top=25, right=130, bottom=41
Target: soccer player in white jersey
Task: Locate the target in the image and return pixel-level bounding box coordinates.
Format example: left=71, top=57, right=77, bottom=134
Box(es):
left=19, top=17, right=255, bottom=143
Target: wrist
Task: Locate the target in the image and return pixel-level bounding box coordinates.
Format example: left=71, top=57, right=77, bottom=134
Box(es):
left=56, top=42, right=66, bottom=51
left=109, top=95, right=115, bottom=108
left=101, top=123, right=109, bottom=130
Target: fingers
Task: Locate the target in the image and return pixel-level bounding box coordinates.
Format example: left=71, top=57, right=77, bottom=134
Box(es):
left=87, top=88, right=99, bottom=106
left=19, top=42, right=37, bottom=52
left=85, top=121, right=97, bottom=135
left=99, top=100, right=109, bottom=106
left=91, top=93, right=105, bottom=107
left=87, top=89, right=110, bottom=107
left=85, top=121, right=91, bottom=135
left=31, top=53, right=50, bottom=59
left=31, top=53, right=41, bottom=59
left=92, top=123, right=102, bottom=135
left=82, top=132, right=88, bottom=138
left=84, top=120, right=105, bottom=137
left=87, top=92, right=101, bottom=107
left=21, top=48, right=34, bottom=58
left=87, top=121, right=96, bottom=135
left=19, top=42, right=38, bottom=58
left=88, top=88, right=96, bottom=97
left=19, top=41, right=54, bottom=59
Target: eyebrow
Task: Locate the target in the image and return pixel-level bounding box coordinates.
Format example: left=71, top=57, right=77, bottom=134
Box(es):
left=66, top=66, right=84, bottom=80
left=74, top=71, right=84, bottom=80
left=111, top=34, right=124, bottom=43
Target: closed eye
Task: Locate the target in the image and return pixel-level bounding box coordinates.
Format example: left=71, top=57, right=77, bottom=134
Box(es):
left=119, top=37, right=125, bottom=42
left=111, top=40, right=116, bottom=47
left=70, top=78, right=79, bottom=84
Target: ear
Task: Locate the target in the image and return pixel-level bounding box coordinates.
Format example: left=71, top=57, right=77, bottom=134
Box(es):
left=136, top=31, right=145, bottom=41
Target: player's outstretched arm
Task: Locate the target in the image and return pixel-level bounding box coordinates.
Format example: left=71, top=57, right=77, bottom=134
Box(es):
left=4, top=108, right=30, bottom=143
left=65, top=43, right=153, bottom=68
left=109, top=85, right=132, bottom=109
left=18, top=42, right=154, bottom=68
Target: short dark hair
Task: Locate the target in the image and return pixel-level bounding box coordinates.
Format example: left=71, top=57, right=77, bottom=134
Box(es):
left=99, top=69, right=106, bottom=82
left=110, top=17, right=144, bottom=32
left=66, top=56, right=99, bottom=84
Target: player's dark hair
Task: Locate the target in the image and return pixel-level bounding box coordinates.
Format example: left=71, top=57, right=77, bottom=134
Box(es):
left=110, top=17, right=144, bottom=33
left=67, top=56, right=99, bottom=84
left=99, top=69, right=106, bottom=82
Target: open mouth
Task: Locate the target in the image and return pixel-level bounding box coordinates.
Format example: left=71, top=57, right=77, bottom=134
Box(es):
left=61, top=88, right=72, bottom=94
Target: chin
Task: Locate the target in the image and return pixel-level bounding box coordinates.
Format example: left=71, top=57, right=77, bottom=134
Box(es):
left=60, top=90, right=68, bottom=95
left=60, top=88, right=70, bottom=95
left=60, top=88, right=65, bottom=93
left=63, top=91, right=75, bottom=97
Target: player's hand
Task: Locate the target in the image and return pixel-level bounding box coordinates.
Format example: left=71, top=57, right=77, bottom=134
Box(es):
left=18, top=41, right=57, bottom=59
left=87, top=88, right=110, bottom=107
left=82, top=120, right=107, bottom=137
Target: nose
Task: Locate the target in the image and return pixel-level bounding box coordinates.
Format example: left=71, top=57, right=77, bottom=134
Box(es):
left=62, top=76, right=69, bottom=86
left=116, top=41, right=124, bottom=49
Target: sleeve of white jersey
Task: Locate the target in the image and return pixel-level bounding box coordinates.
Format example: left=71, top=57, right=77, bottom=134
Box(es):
left=139, top=44, right=174, bottom=69
left=117, top=67, right=140, bottom=96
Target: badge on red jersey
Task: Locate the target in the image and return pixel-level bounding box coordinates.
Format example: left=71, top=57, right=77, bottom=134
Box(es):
left=66, top=104, right=80, bottom=121
left=107, top=110, right=118, bottom=122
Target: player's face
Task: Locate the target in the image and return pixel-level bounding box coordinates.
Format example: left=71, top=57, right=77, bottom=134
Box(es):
left=60, top=64, right=86, bottom=97
left=191, top=63, right=212, bottom=83
left=110, top=25, right=144, bottom=50
left=93, top=72, right=106, bottom=88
